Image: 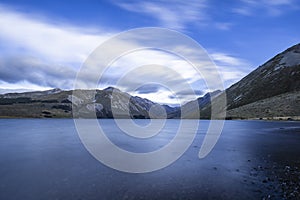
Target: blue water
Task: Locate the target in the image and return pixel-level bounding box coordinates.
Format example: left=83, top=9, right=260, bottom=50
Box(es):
left=0, top=119, right=300, bottom=200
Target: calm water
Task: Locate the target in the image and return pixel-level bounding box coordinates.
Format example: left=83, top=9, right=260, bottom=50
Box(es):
left=0, top=119, right=300, bottom=200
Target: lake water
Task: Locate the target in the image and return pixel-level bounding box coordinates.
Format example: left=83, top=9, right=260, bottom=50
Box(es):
left=0, top=119, right=300, bottom=200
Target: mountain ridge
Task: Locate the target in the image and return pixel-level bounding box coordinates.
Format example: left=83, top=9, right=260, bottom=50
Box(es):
left=196, top=43, right=300, bottom=120
left=0, top=44, right=299, bottom=120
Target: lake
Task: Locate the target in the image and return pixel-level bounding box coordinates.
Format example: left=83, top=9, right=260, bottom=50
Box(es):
left=0, top=119, right=300, bottom=200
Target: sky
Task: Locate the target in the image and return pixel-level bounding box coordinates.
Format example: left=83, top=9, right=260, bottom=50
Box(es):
left=0, top=0, right=299, bottom=105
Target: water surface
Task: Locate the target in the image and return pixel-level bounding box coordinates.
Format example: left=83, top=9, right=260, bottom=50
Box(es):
left=0, top=119, right=300, bottom=200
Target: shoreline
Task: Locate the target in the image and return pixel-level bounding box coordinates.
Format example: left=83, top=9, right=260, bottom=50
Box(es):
left=0, top=116, right=299, bottom=121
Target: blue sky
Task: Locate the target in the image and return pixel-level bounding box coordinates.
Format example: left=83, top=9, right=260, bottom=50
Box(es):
left=0, top=0, right=299, bottom=105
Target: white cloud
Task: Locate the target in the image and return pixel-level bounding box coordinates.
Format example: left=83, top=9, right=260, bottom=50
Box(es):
left=210, top=52, right=248, bottom=67
left=232, top=7, right=252, bottom=16
left=0, top=4, right=114, bottom=91
left=234, top=0, right=298, bottom=16
left=113, top=0, right=208, bottom=31
left=265, top=0, right=294, bottom=6
left=0, top=80, right=52, bottom=94
left=214, top=22, right=233, bottom=31
left=209, top=51, right=252, bottom=86
left=0, top=4, right=112, bottom=64
left=96, top=48, right=251, bottom=104
left=0, top=4, right=251, bottom=104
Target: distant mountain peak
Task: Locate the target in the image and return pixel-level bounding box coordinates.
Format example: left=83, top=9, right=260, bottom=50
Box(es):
left=47, top=88, right=62, bottom=93
left=103, top=86, right=121, bottom=92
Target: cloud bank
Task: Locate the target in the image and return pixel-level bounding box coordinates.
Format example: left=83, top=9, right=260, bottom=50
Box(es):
left=0, top=4, right=251, bottom=105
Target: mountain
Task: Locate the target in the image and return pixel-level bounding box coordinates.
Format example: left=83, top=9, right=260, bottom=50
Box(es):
left=226, top=91, right=300, bottom=120
left=179, top=90, right=222, bottom=119
left=194, top=43, right=300, bottom=120
left=0, top=88, right=72, bottom=118
left=0, top=87, right=178, bottom=119
left=0, top=44, right=299, bottom=120
left=73, top=87, right=159, bottom=119
left=226, top=43, right=300, bottom=110
left=0, top=88, right=62, bottom=98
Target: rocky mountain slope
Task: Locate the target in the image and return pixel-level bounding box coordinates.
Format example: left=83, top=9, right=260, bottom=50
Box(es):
left=178, top=90, right=222, bottom=119
left=226, top=43, right=300, bottom=110
left=226, top=91, right=300, bottom=120
left=197, top=43, right=300, bottom=120
left=0, top=87, right=178, bottom=118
